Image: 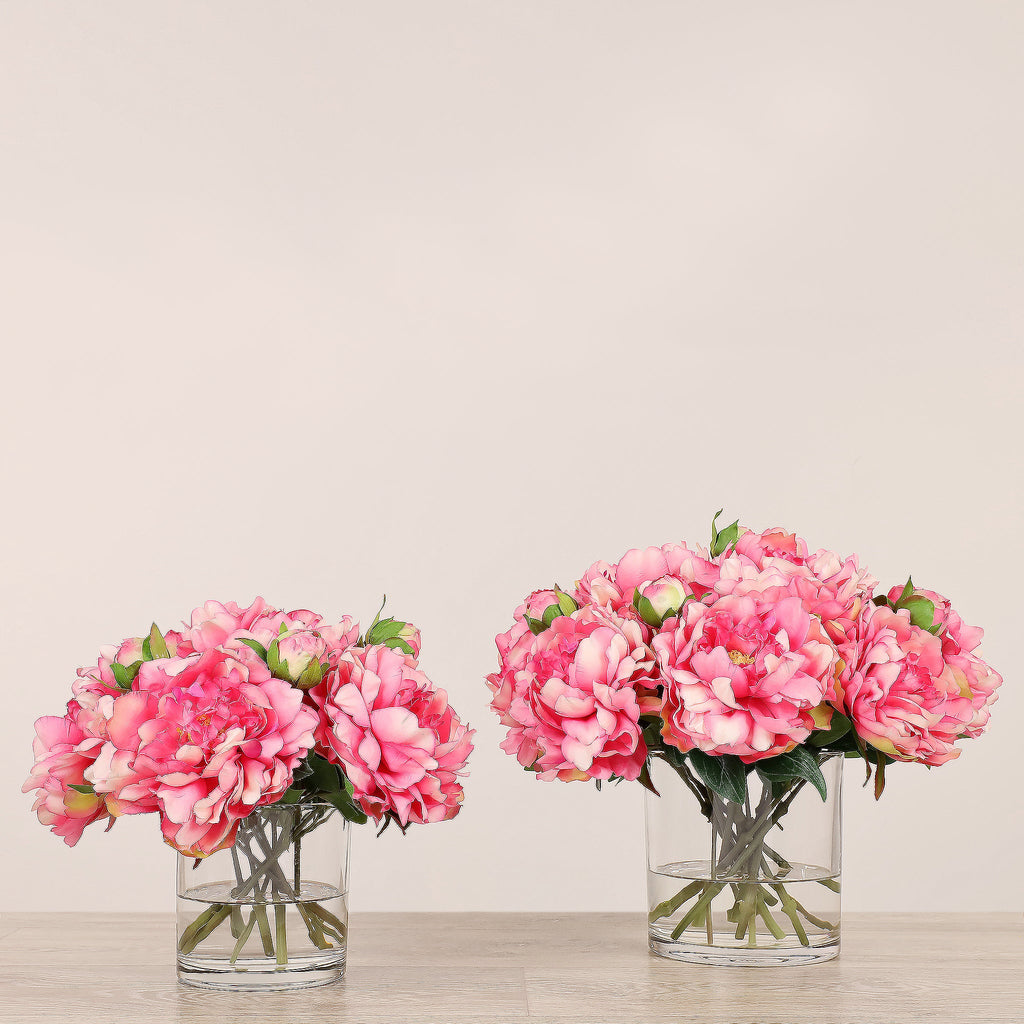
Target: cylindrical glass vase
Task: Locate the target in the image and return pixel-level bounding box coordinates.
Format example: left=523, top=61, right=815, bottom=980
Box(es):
left=176, top=803, right=350, bottom=990
left=645, top=753, right=843, bottom=966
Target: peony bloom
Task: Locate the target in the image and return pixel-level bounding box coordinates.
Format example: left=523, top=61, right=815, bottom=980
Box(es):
left=486, top=589, right=573, bottom=768
left=883, top=585, right=1000, bottom=739
left=23, top=712, right=111, bottom=846
left=88, top=646, right=318, bottom=856
left=838, top=601, right=1001, bottom=765
left=181, top=597, right=323, bottom=655
left=319, top=616, right=362, bottom=666
left=495, top=606, right=658, bottom=782
left=314, top=646, right=473, bottom=826
left=654, top=594, right=839, bottom=763
left=733, top=526, right=808, bottom=565
left=72, top=636, right=151, bottom=699
left=716, top=529, right=876, bottom=646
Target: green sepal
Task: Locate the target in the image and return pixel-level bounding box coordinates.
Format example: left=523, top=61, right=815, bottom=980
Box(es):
left=710, top=509, right=740, bottom=557
left=524, top=615, right=547, bottom=636
left=266, top=638, right=282, bottom=676
left=236, top=638, right=268, bottom=661
left=110, top=662, right=135, bottom=692
left=294, top=659, right=325, bottom=690
left=901, top=596, right=936, bottom=631
left=68, top=783, right=95, bottom=795
left=554, top=588, right=578, bottom=616
left=379, top=637, right=415, bottom=656
left=365, top=618, right=406, bottom=645
left=148, top=624, right=170, bottom=660
left=633, top=592, right=664, bottom=629
left=687, top=749, right=747, bottom=805
left=754, top=746, right=828, bottom=801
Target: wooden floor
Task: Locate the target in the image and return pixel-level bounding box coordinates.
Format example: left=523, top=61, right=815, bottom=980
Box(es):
left=0, top=912, right=1019, bottom=1023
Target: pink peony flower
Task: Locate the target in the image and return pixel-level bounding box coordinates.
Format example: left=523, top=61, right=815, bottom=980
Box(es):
left=839, top=601, right=1001, bottom=764
left=319, top=617, right=362, bottom=666
left=495, top=606, right=658, bottom=782
left=486, top=589, right=573, bottom=760
left=716, top=530, right=876, bottom=646
left=734, top=526, right=808, bottom=565
left=72, top=637, right=149, bottom=699
left=87, top=646, right=318, bottom=856
left=181, top=598, right=323, bottom=655
left=314, top=646, right=473, bottom=826
left=23, top=712, right=111, bottom=846
left=654, top=594, right=839, bottom=763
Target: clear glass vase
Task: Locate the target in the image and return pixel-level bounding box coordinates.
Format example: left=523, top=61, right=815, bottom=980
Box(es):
left=176, top=803, right=350, bottom=990
left=645, top=752, right=843, bottom=966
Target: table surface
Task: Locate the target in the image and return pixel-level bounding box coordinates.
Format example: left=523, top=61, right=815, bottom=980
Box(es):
left=0, top=912, right=1020, bottom=1023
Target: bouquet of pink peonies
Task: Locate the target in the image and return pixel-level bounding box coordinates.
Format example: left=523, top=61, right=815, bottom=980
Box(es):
left=487, top=514, right=1001, bottom=960
left=26, top=597, right=473, bottom=978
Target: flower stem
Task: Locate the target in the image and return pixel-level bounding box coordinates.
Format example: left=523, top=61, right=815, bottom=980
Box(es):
left=274, top=904, right=288, bottom=968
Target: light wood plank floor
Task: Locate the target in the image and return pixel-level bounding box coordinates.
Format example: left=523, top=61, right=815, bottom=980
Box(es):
left=0, top=913, right=1019, bottom=1023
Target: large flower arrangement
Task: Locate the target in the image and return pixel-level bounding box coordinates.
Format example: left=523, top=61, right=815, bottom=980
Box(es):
left=26, top=598, right=473, bottom=964
left=487, top=515, right=1001, bottom=949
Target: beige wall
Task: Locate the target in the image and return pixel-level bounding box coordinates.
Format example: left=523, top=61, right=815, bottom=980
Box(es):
left=2, top=1, right=1021, bottom=914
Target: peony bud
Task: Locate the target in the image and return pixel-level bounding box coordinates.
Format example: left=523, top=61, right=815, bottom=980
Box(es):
left=365, top=617, right=421, bottom=658
left=268, top=629, right=329, bottom=689
left=633, top=576, right=691, bottom=627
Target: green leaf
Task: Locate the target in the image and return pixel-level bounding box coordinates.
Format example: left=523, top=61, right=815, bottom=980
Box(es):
left=901, top=596, right=936, bottom=631
left=874, top=751, right=887, bottom=800
left=141, top=636, right=153, bottom=661
left=897, top=577, right=915, bottom=604
left=809, top=712, right=853, bottom=748
left=555, top=588, right=578, bottom=616
left=236, top=638, right=268, bottom=661
left=302, top=752, right=344, bottom=795
left=637, top=760, right=660, bottom=797
left=148, top=624, right=170, bottom=660
left=687, top=749, right=747, bottom=804
left=709, top=509, right=740, bottom=557
left=276, top=787, right=303, bottom=804
left=321, top=787, right=369, bottom=825
left=524, top=615, right=547, bottom=636
left=68, top=783, right=95, bottom=795
left=755, top=747, right=828, bottom=801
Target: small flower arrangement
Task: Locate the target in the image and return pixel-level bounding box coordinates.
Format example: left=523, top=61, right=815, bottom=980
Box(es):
left=487, top=515, right=1001, bottom=956
left=26, top=598, right=473, bottom=975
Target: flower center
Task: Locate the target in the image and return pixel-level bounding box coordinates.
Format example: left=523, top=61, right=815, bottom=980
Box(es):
left=727, top=649, right=755, bottom=666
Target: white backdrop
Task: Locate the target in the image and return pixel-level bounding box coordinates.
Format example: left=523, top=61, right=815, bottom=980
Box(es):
left=2, top=1, right=1021, bottom=914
